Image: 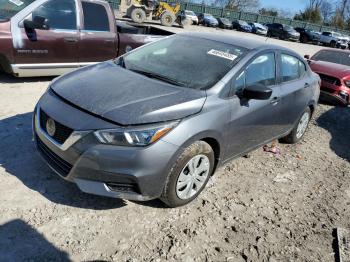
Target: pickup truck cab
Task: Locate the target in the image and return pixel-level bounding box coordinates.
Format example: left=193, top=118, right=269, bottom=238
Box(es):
left=0, top=0, right=171, bottom=77
left=319, top=31, right=348, bottom=49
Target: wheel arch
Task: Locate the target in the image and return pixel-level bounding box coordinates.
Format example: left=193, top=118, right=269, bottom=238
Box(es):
left=0, top=54, right=12, bottom=74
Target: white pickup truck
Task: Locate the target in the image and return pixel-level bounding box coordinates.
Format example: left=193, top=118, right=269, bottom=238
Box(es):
left=319, top=31, right=348, bottom=49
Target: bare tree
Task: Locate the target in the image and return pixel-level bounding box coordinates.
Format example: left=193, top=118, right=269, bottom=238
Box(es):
left=320, top=1, right=334, bottom=22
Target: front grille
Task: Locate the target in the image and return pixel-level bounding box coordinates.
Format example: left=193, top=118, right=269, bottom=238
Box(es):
left=36, top=135, right=73, bottom=177
left=319, top=73, right=341, bottom=86
left=39, top=109, right=73, bottom=144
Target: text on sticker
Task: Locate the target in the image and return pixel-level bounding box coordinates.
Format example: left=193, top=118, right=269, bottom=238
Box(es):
left=207, top=49, right=237, bottom=61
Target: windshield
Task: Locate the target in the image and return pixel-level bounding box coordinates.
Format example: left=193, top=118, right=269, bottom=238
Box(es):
left=120, top=35, right=247, bottom=90
left=0, top=0, right=34, bottom=20
left=185, top=11, right=195, bottom=16
left=312, top=50, right=350, bottom=66
left=283, top=25, right=294, bottom=31
left=204, top=14, right=214, bottom=19
left=239, top=20, right=248, bottom=26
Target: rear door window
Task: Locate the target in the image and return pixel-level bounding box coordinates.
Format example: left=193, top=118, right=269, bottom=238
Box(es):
left=281, top=54, right=305, bottom=82
left=32, top=0, right=76, bottom=30
left=82, top=2, right=110, bottom=31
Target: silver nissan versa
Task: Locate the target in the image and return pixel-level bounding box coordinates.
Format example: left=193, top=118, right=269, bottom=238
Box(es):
left=34, top=33, right=320, bottom=207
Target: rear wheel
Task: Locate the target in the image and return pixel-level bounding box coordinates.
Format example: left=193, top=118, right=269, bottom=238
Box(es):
left=130, top=8, right=146, bottom=24
left=160, top=11, right=176, bottom=27
left=281, top=108, right=311, bottom=144
left=160, top=141, right=214, bottom=207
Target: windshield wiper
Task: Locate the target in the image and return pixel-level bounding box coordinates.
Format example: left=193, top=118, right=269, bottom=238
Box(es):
left=129, top=68, right=187, bottom=87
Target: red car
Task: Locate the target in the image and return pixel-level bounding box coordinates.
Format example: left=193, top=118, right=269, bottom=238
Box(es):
left=306, top=49, right=350, bottom=106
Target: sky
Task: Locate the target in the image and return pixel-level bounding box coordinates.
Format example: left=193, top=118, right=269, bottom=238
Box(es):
left=260, top=0, right=305, bottom=14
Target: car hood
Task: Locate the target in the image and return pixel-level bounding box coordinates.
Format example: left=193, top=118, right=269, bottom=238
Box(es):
left=310, top=60, right=350, bottom=78
left=51, top=61, right=207, bottom=126
left=256, top=25, right=267, bottom=30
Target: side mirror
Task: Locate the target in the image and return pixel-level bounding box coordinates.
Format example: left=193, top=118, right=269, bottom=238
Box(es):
left=243, top=84, right=272, bottom=100
left=24, top=16, right=50, bottom=30
left=304, top=55, right=310, bottom=60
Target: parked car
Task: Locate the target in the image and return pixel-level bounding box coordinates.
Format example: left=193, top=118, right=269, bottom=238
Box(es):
left=34, top=33, right=320, bottom=207
left=0, top=0, right=172, bottom=77
left=319, top=31, right=348, bottom=49
left=267, top=23, right=300, bottom=41
left=198, top=13, right=218, bottom=27
left=232, top=20, right=252, bottom=32
left=306, top=49, right=350, bottom=106
left=184, top=10, right=198, bottom=25
left=294, top=27, right=320, bottom=44
left=249, top=22, right=268, bottom=35
left=217, top=17, right=233, bottom=29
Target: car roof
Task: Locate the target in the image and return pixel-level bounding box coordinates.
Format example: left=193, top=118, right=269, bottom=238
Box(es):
left=181, top=32, right=291, bottom=52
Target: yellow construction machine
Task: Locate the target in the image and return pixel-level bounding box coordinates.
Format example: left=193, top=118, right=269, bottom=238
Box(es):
left=119, top=0, right=190, bottom=27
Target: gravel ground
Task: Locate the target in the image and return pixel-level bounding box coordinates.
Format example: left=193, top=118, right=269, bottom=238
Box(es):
left=1, top=27, right=350, bottom=261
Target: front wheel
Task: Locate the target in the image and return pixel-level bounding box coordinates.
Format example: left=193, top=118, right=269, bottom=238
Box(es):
left=280, top=108, right=311, bottom=144
left=130, top=8, right=146, bottom=24
left=160, top=11, right=175, bottom=27
left=160, top=141, right=214, bottom=207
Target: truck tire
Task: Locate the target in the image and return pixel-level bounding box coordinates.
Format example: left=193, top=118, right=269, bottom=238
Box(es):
left=131, top=8, right=146, bottom=24
left=330, top=40, right=336, bottom=48
left=160, top=11, right=175, bottom=27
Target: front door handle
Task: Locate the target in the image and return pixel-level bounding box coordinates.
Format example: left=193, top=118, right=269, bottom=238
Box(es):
left=64, top=37, right=78, bottom=43
left=304, top=83, right=310, bottom=88
left=270, top=97, right=280, bottom=105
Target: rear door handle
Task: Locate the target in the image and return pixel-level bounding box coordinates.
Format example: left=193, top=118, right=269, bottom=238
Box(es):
left=270, top=97, right=280, bottom=105
left=64, top=37, right=78, bottom=43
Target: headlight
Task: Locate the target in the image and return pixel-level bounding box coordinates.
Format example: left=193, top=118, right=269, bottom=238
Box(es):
left=344, top=80, right=350, bottom=88
left=94, top=121, right=179, bottom=147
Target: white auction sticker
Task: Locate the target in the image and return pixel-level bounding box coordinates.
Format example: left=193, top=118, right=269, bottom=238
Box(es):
left=9, top=0, right=24, bottom=6
left=207, top=49, right=237, bottom=61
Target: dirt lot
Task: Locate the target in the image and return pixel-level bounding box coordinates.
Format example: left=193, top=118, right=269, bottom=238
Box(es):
left=1, top=26, right=350, bottom=261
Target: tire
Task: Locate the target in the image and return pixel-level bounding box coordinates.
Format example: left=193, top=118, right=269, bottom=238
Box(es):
left=267, top=31, right=271, bottom=37
left=330, top=40, right=336, bottom=48
left=280, top=107, right=311, bottom=144
left=130, top=8, right=146, bottom=24
left=160, top=141, right=215, bottom=207
left=160, top=11, right=175, bottom=27
left=300, top=35, right=308, bottom=43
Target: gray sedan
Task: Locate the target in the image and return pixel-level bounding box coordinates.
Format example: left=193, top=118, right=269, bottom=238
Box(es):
left=33, top=33, right=320, bottom=207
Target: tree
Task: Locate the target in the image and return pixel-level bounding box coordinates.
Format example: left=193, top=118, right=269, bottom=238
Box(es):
left=294, top=6, right=323, bottom=23
left=320, top=1, right=334, bottom=22
left=213, top=0, right=260, bottom=11
left=259, top=7, right=278, bottom=16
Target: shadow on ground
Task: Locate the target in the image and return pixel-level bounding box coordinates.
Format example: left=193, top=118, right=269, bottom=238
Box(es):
left=0, top=219, right=71, bottom=261
left=0, top=112, right=127, bottom=209
left=0, top=72, right=54, bottom=84
left=317, top=106, right=350, bottom=162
